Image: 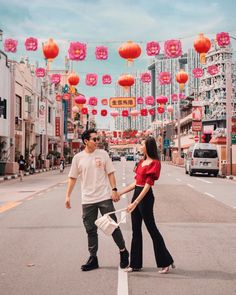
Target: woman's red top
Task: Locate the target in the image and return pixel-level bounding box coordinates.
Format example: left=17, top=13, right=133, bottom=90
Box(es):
left=134, top=159, right=161, bottom=186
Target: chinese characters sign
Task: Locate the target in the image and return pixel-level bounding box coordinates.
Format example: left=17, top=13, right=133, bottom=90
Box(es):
left=109, top=97, right=136, bottom=108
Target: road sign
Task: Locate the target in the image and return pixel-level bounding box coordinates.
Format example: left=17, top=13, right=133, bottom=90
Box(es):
left=232, top=134, right=236, bottom=144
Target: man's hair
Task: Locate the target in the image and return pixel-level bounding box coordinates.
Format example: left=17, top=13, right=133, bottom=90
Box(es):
left=81, top=129, right=97, bottom=144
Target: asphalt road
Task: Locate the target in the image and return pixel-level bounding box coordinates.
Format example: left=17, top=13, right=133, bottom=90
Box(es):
left=0, top=160, right=235, bottom=295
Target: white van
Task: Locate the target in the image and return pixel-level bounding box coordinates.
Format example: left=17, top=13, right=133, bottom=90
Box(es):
left=185, top=143, right=219, bottom=176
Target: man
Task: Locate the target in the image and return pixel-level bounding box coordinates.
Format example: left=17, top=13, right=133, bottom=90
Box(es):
left=65, top=129, right=129, bottom=271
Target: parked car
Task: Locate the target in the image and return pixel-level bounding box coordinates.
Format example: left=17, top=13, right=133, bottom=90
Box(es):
left=126, top=154, right=134, bottom=161
left=185, top=143, right=219, bottom=176
left=111, top=154, right=121, bottom=161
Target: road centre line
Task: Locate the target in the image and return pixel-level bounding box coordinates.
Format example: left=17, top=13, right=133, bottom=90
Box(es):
left=196, top=178, right=212, bottom=184
left=187, top=184, right=194, bottom=188
left=204, top=192, right=216, bottom=198
left=117, top=267, right=128, bottom=295
left=0, top=201, right=22, bottom=213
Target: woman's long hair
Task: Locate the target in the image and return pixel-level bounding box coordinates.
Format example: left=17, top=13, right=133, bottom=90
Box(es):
left=144, top=137, right=160, bottom=161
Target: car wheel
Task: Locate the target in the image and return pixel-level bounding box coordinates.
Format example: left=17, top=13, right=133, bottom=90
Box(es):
left=189, top=170, right=193, bottom=176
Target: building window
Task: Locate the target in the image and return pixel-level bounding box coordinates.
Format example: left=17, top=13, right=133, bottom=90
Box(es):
left=16, top=95, right=22, bottom=118
left=48, top=106, right=51, bottom=123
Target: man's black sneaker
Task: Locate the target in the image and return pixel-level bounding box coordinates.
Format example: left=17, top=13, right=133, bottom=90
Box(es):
left=81, top=256, right=99, bottom=271
left=120, top=249, right=129, bottom=268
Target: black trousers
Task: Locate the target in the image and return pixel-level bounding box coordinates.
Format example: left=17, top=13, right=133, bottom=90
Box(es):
left=130, top=186, right=174, bottom=268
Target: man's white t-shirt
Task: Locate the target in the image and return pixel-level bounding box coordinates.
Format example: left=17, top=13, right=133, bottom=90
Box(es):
left=68, top=149, right=115, bottom=204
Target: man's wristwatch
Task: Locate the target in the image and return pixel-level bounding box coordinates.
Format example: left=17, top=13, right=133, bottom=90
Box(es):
left=112, top=187, right=118, bottom=192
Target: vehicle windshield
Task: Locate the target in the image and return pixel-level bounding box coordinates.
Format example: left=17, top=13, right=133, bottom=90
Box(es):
left=193, top=149, right=218, bottom=158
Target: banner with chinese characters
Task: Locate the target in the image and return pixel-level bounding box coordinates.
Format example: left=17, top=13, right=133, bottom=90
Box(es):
left=38, top=98, right=46, bottom=134
left=55, top=117, right=61, bottom=136
left=109, top=97, right=136, bottom=108
left=192, top=100, right=203, bottom=132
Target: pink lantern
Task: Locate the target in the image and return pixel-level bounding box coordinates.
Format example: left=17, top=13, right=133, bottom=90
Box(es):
left=149, top=109, right=155, bottom=116
left=35, top=68, right=45, bottom=78
left=157, top=106, right=165, bottom=114
left=216, top=32, right=230, bottom=47
left=63, top=93, right=70, bottom=100
left=192, top=67, right=204, bottom=78
left=95, top=46, right=108, bottom=60
left=110, top=111, right=119, bottom=118
left=101, top=99, right=108, bottom=105
left=207, top=65, right=219, bottom=75
left=141, top=72, right=151, bottom=83
left=88, top=97, right=98, bottom=106
left=194, top=135, right=199, bottom=142
left=167, top=105, right=174, bottom=113
left=156, top=96, right=168, bottom=104
left=50, top=74, right=61, bottom=84
left=81, top=107, right=88, bottom=115
left=102, top=74, right=112, bottom=84
left=122, top=110, right=129, bottom=117
left=68, top=42, right=86, bottom=61
left=146, top=41, right=160, bottom=56
left=179, top=93, right=186, bottom=100
left=130, top=110, right=139, bottom=117
left=92, top=109, right=97, bottom=115
left=86, top=74, right=98, bottom=86
left=75, top=95, right=86, bottom=104
left=140, top=109, right=148, bottom=116
left=164, top=40, right=182, bottom=58
left=137, top=97, right=144, bottom=104
left=158, top=72, right=171, bottom=85
left=25, top=37, right=38, bottom=51
left=145, top=96, right=155, bottom=105
left=4, top=38, right=18, bottom=53
left=171, top=94, right=178, bottom=102
left=72, top=106, right=80, bottom=113
left=101, top=109, right=108, bottom=116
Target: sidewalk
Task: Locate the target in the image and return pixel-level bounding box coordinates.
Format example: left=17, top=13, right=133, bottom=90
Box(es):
left=0, top=165, right=69, bottom=182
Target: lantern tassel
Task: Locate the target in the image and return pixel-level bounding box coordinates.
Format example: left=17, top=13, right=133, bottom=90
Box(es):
left=126, top=59, right=134, bottom=67
left=200, top=53, right=206, bottom=64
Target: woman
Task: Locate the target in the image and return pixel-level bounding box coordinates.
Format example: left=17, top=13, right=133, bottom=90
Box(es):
left=118, top=137, right=174, bottom=273
left=18, top=155, right=26, bottom=182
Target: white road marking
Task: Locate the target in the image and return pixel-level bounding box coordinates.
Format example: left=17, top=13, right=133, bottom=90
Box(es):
left=122, top=183, right=126, bottom=187
left=196, top=178, right=212, bottom=184
left=187, top=184, right=194, bottom=189
left=176, top=178, right=181, bottom=182
left=117, top=267, right=129, bottom=295
left=37, top=193, right=43, bottom=196
left=204, top=192, right=216, bottom=198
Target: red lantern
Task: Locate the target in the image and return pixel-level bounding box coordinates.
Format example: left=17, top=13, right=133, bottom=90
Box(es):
left=111, top=111, right=119, bottom=118
left=157, top=107, right=165, bottom=114
left=56, top=94, right=62, bottom=101
left=118, top=74, right=134, bottom=91
left=101, top=99, right=108, bottom=105
left=63, top=93, right=70, bottom=100
left=171, top=94, right=178, bottom=102
left=81, top=107, right=88, bottom=115
left=156, top=96, right=168, bottom=104
left=140, top=109, right=148, bottom=116
left=68, top=72, right=80, bottom=86
left=42, top=38, right=59, bottom=61
left=130, top=110, right=140, bottom=117
left=75, top=95, right=86, bottom=104
left=194, top=33, right=211, bottom=64
left=122, top=110, right=129, bottom=117
left=118, top=41, right=141, bottom=64
left=92, top=109, right=97, bottom=115
left=149, top=109, right=155, bottom=116
left=101, top=109, right=108, bottom=116
left=176, top=69, right=188, bottom=90
left=167, top=105, right=174, bottom=113
left=72, top=106, right=80, bottom=113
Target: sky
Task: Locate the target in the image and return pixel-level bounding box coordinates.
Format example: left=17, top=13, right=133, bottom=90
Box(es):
left=0, top=0, right=235, bottom=128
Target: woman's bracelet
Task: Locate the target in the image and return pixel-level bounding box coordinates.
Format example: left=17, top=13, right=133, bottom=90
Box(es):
left=134, top=200, right=139, bottom=205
